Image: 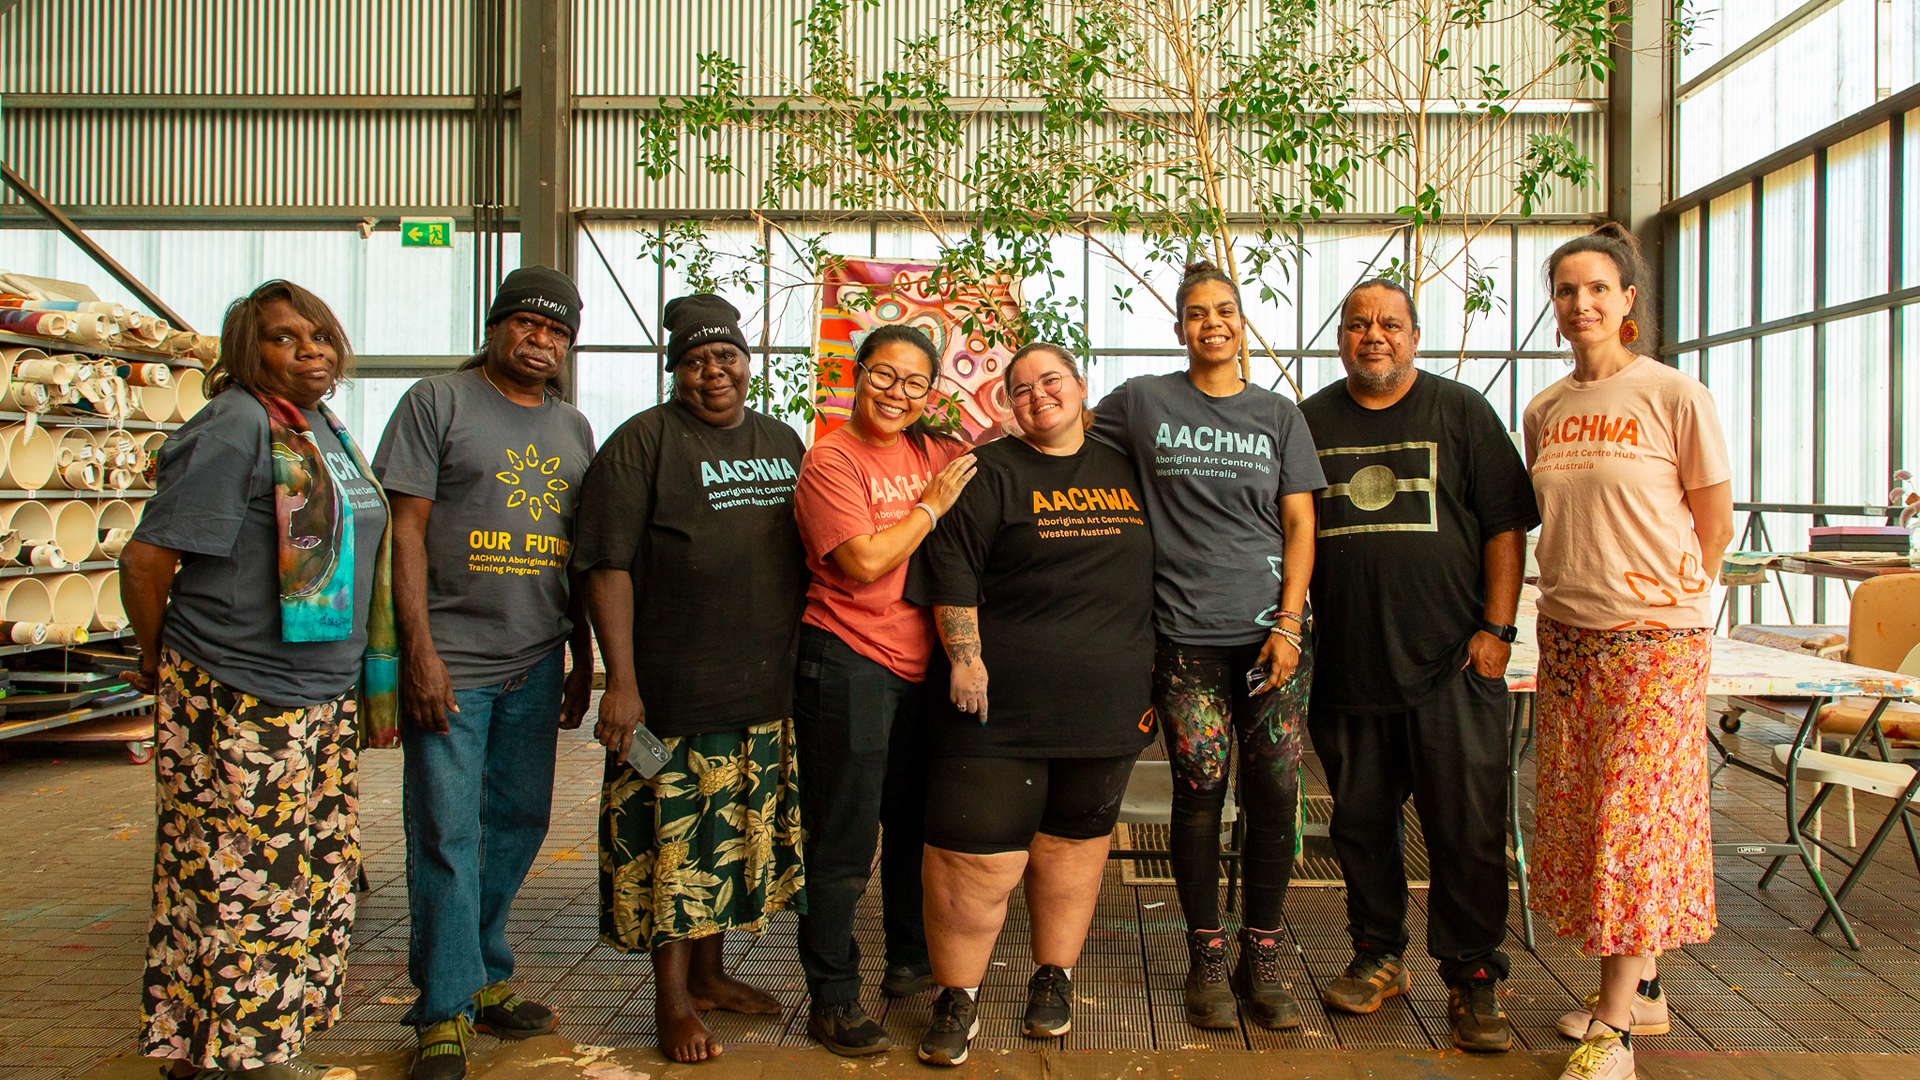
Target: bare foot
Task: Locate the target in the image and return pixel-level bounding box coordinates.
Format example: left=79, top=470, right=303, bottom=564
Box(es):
left=687, top=971, right=782, bottom=1015
left=658, top=1000, right=725, bottom=1063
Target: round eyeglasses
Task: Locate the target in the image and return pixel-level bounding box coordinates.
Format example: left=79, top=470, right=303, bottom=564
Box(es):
left=858, top=361, right=933, bottom=399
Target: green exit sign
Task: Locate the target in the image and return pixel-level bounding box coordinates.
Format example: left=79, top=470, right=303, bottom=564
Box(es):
left=401, top=217, right=454, bottom=248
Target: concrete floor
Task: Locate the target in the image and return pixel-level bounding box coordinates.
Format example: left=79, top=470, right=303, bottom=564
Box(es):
left=4, top=702, right=1920, bottom=1079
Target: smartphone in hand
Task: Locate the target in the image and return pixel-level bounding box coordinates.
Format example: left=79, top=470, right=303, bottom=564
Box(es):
left=622, top=724, right=673, bottom=780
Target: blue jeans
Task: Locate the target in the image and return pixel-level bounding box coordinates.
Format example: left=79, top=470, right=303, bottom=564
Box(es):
left=401, top=647, right=564, bottom=1029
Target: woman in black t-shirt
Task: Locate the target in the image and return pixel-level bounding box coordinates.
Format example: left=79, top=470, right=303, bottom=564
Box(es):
left=576, top=295, right=807, bottom=1064
left=905, top=344, right=1154, bottom=1066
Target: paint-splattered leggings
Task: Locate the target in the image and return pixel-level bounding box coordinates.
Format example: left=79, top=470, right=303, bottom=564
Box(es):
left=1152, top=632, right=1312, bottom=932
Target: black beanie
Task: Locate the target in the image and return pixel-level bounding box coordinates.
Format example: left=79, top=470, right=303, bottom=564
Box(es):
left=663, top=293, right=750, bottom=369
left=486, top=266, right=582, bottom=340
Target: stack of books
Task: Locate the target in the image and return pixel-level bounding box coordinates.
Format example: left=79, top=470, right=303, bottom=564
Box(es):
left=1809, top=525, right=1911, bottom=554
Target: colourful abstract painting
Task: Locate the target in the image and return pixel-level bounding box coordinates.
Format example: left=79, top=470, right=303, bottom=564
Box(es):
left=813, top=257, right=1024, bottom=445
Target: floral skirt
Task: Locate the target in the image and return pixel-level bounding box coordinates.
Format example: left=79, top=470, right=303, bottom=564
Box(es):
left=141, top=650, right=360, bottom=1068
left=1533, top=617, right=1715, bottom=955
left=599, top=718, right=806, bottom=953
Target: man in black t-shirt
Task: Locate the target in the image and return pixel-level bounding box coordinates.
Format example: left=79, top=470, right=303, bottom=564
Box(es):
left=1297, top=279, right=1538, bottom=1055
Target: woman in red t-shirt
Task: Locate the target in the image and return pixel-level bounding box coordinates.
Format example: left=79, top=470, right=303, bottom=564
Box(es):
left=791, top=324, right=977, bottom=1056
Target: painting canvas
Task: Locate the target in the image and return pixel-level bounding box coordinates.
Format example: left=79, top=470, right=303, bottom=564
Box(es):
left=812, top=257, right=1023, bottom=445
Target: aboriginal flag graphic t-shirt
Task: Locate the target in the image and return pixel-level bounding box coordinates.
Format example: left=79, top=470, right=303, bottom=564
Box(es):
left=571, top=400, right=808, bottom=737
left=907, top=435, right=1155, bottom=759
left=1298, top=371, right=1539, bottom=714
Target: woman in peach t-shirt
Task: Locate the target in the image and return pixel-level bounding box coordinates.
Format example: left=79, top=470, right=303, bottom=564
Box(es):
left=1523, top=224, right=1734, bottom=1080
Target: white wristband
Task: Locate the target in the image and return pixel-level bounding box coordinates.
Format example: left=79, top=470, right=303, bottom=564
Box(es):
left=914, top=501, right=939, bottom=528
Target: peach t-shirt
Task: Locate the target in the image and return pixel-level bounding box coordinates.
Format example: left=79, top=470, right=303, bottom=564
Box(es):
left=794, top=424, right=968, bottom=680
left=1524, top=357, right=1731, bottom=631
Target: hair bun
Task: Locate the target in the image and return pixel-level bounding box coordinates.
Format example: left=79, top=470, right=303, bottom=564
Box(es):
left=1590, top=221, right=1642, bottom=255
left=1182, top=260, right=1221, bottom=279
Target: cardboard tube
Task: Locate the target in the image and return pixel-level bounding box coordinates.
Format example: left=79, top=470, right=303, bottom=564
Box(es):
left=51, top=500, right=98, bottom=565
left=0, top=528, right=18, bottom=563
left=0, top=577, right=53, bottom=623
left=135, top=431, right=168, bottom=488
left=53, top=461, right=100, bottom=491
left=7, top=382, right=49, bottom=412
left=49, top=572, right=95, bottom=627
left=84, top=569, right=126, bottom=631
left=0, top=620, right=47, bottom=645
left=1, top=500, right=56, bottom=550
left=43, top=622, right=89, bottom=645
left=120, top=362, right=172, bottom=388
left=0, top=424, right=55, bottom=489
left=95, top=499, right=137, bottom=556
left=98, top=430, right=137, bottom=469
left=132, top=382, right=176, bottom=423
left=0, top=309, right=71, bottom=338
left=99, top=527, right=135, bottom=560
left=107, top=468, right=134, bottom=491
left=172, top=368, right=206, bottom=421
left=55, top=428, right=98, bottom=467
left=13, top=357, right=74, bottom=389
left=27, top=543, right=68, bottom=569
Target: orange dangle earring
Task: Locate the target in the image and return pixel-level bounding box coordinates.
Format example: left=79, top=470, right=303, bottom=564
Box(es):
left=1556, top=329, right=1563, bottom=347
left=1619, top=319, right=1639, bottom=345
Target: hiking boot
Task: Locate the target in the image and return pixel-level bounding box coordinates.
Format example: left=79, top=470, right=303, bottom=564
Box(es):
left=1022, top=965, right=1073, bottom=1037
left=1232, top=928, right=1302, bottom=1030
left=881, top=963, right=934, bottom=999
left=411, top=1016, right=472, bottom=1080
left=472, top=982, right=557, bottom=1040
left=1184, top=929, right=1238, bottom=1029
left=1447, top=978, right=1514, bottom=1052
left=807, top=1001, right=892, bottom=1056
left=1558, top=1027, right=1634, bottom=1080
left=233, top=1063, right=357, bottom=1080
left=1556, top=989, right=1670, bottom=1038
left=917, top=988, right=980, bottom=1067
left=1319, top=951, right=1408, bottom=1015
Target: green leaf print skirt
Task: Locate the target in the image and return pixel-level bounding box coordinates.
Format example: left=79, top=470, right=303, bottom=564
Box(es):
left=598, top=717, right=806, bottom=952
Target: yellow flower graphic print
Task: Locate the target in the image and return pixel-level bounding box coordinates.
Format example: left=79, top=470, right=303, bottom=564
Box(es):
left=496, top=443, right=568, bottom=521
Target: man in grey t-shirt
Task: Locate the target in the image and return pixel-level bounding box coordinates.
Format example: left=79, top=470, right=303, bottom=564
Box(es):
left=373, top=266, right=596, bottom=1080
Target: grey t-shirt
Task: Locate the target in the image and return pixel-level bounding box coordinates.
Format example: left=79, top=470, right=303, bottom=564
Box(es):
left=134, top=390, right=388, bottom=707
left=373, top=368, right=594, bottom=689
left=1091, top=372, right=1327, bottom=646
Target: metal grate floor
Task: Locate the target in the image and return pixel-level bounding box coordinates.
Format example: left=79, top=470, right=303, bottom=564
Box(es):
left=4, top=702, right=1920, bottom=1073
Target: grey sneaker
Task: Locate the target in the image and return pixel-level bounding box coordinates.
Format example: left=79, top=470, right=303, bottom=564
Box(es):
left=917, top=988, right=980, bottom=1067
left=1319, top=951, right=1408, bottom=1015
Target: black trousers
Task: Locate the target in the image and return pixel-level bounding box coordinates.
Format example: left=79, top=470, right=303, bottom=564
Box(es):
left=1307, top=666, right=1511, bottom=984
left=792, top=623, right=931, bottom=1006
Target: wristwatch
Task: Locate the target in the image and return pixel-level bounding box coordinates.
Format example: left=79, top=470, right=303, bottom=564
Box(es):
left=1477, top=619, right=1519, bottom=643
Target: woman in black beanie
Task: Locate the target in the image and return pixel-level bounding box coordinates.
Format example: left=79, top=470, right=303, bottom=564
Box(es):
left=574, top=294, right=810, bottom=1063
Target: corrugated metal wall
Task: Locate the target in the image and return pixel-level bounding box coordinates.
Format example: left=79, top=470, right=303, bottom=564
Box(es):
left=0, top=0, right=1602, bottom=218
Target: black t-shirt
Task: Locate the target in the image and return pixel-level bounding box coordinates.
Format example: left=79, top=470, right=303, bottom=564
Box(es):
left=906, top=435, right=1155, bottom=758
left=1298, top=371, right=1539, bottom=714
left=570, top=401, right=808, bottom=737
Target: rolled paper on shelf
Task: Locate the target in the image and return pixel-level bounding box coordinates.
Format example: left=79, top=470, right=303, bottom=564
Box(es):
left=63, top=312, right=114, bottom=345
left=0, top=309, right=72, bottom=338
left=107, top=468, right=135, bottom=491
left=98, top=429, right=137, bottom=467
left=43, top=622, right=89, bottom=645
left=6, top=382, right=48, bottom=412
left=54, top=461, right=101, bottom=491
left=172, top=368, right=206, bottom=421
left=0, top=620, right=47, bottom=645
left=136, top=431, right=168, bottom=488
left=13, top=356, right=73, bottom=388
left=55, top=428, right=97, bottom=467
left=28, top=543, right=68, bottom=569
left=0, top=423, right=56, bottom=489
left=131, top=382, right=176, bottom=423
left=1, top=300, right=128, bottom=321
left=120, top=362, right=172, bottom=387
left=189, top=335, right=219, bottom=363
left=0, top=528, right=18, bottom=563
left=95, top=499, right=137, bottom=556
left=99, top=527, right=135, bottom=560
left=121, top=315, right=170, bottom=348
left=52, top=500, right=98, bottom=563
left=84, top=569, right=126, bottom=631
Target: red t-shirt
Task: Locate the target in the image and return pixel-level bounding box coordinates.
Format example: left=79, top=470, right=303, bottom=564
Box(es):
left=795, top=425, right=968, bottom=681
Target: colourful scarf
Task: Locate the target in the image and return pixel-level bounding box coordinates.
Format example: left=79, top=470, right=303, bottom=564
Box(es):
left=256, top=394, right=400, bottom=750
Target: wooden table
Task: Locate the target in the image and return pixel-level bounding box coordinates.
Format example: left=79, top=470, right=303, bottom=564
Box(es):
left=1503, top=593, right=1920, bottom=948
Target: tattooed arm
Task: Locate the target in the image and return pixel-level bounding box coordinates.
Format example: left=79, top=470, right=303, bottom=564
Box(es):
left=935, top=605, right=989, bottom=723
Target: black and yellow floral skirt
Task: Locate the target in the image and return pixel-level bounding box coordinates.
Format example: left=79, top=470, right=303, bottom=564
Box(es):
left=140, top=650, right=359, bottom=1069
left=599, top=717, right=806, bottom=953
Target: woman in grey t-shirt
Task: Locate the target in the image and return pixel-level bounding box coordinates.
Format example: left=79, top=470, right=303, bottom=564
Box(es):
left=123, top=280, right=391, bottom=1080
left=1089, top=261, right=1325, bottom=1032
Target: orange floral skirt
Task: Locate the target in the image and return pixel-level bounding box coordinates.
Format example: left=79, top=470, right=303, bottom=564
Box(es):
left=1533, top=616, right=1716, bottom=955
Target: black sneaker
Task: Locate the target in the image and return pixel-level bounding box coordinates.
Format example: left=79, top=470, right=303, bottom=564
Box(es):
left=808, top=1001, right=892, bottom=1056
left=1319, top=950, right=1408, bottom=1015
left=411, top=1016, right=471, bottom=1080
left=881, top=963, right=934, bottom=999
left=1447, top=978, right=1513, bottom=1053
left=472, top=982, right=557, bottom=1040
left=1022, top=965, right=1073, bottom=1037
left=1232, top=928, right=1303, bottom=1030
left=1184, top=929, right=1238, bottom=1029
left=917, top=988, right=980, bottom=1067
